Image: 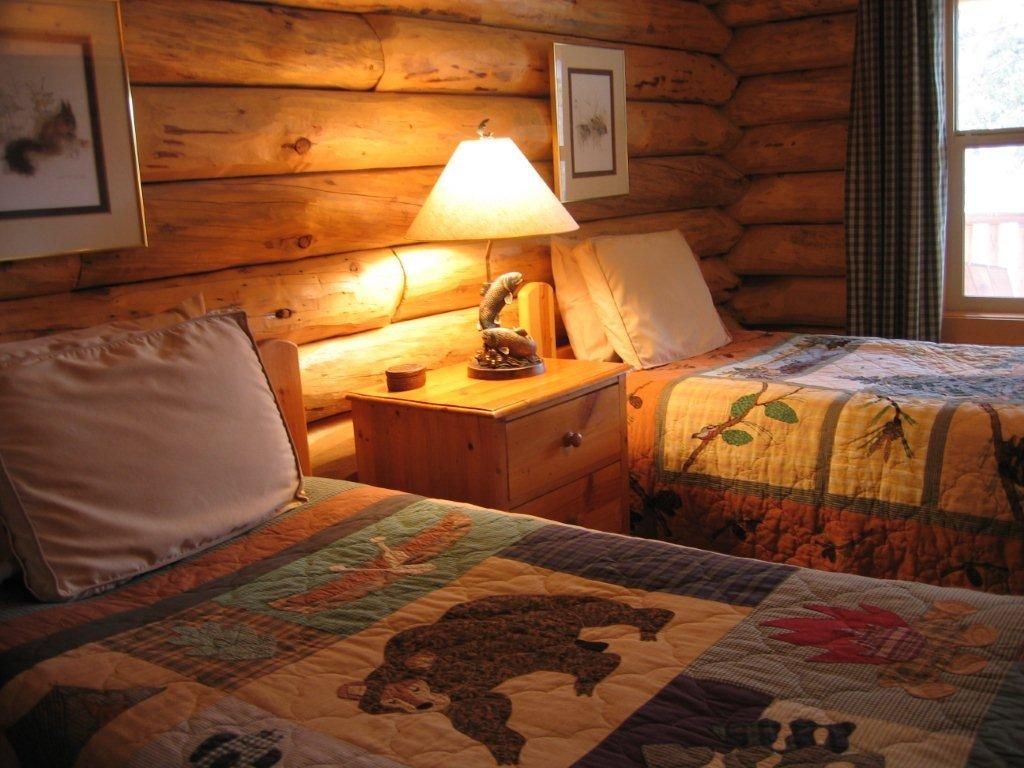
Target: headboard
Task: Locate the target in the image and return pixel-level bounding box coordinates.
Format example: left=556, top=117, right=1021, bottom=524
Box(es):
left=257, top=339, right=311, bottom=475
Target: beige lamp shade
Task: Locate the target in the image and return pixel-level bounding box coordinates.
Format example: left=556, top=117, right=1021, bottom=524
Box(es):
left=406, top=136, right=579, bottom=241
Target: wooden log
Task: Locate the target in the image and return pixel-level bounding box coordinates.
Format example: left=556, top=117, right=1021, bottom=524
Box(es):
left=81, top=168, right=434, bottom=288
left=133, top=87, right=552, bottom=182
left=568, top=156, right=747, bottom=220
left=716, top=0, right=859, bottom=28
left=368, top=14, right=736, bottom=103
left=235, top=0, right=733, bottom=54
left=82, top=157, right=741, bottom=289
left=0, top=248, right=405, bottom=346
left=699, top=257, right=742, bottom=303
left=725, top=120, right=847, bottom=174
left=726, top=67, right=852, bottom=126
left=726, top=224, right=846, bottom=276
left=308, top=414, right=358, bottom=480
left=122, top=0, right=382, bottom=89
left=572, top=208, right=744, bottom=257
left=134, top=88, right=736, bottom=183
left=300, top=305, right=511, bottom=420
left=730, top=276, right=846, bottom=327
left=391, top=241, right=553, bottom=323
left=722, top=13, right=856, bottom=76
left=727, top=171, right=844, bottom=224
left=629, top=103, right=740, bottom=156
left=0, top=254, right=80, bottom=301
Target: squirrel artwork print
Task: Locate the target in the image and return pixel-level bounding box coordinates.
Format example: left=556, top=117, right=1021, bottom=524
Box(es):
left=4, top=100, right=82, bottom=176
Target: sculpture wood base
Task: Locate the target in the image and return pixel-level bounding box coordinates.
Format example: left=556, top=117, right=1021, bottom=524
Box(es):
left=467, top=359, right=545, bottom=380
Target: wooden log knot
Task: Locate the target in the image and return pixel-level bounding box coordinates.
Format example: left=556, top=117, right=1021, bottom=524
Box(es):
left=283, top=137, right=313, bottom=155
left=274, top=308, right=294, bottom=320
left=296, top=235, right=313, bottom=249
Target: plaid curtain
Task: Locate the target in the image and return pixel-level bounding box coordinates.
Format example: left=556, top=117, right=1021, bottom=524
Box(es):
left=845, top=0, right=946, bottom=340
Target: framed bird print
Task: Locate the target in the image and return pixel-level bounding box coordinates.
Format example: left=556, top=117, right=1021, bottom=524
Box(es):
left=550, top=43, right=628, bottom=203
left=0, top=0, right=145, bottom=262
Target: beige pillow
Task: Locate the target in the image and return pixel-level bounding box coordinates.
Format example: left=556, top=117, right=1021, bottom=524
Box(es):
left=573, top=229, right=731, bottom=369
left=550, top=236, right=618, bottom=362
left=0, top=310, right=305, bottom=601
left=0, top=295, right=208, bottom=585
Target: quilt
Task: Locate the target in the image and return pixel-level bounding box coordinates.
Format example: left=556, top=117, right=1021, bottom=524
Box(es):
left=626, top=332, right=1024, bottom=594
left=1, top=478, right=1022, bottom=767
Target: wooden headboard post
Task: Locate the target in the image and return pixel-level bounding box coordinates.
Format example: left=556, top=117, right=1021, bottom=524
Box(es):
left=257, top=339, right=312, bottom=476
left=518, top=282, right=557, bottom=357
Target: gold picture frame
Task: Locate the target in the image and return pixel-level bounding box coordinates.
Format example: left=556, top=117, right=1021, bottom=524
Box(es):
left=550, top=43, right=628, bottom=203
left=0, top=0, right=145, bottom=262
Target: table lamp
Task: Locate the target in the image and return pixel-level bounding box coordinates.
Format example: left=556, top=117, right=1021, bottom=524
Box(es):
left=406, top=120, right=579, bottom=379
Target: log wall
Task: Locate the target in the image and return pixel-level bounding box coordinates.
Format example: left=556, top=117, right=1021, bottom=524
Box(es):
left=719, top=0, right=858, bottom=329
left=0, top=0, right=746, bottom=480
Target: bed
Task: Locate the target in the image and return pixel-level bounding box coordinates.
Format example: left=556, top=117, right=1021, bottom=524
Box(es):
left=1, top=300, right=1022, bottom=767
left=543, top=229, right=1024, bottom=594
left=3, top=476, right=1024, bottom=767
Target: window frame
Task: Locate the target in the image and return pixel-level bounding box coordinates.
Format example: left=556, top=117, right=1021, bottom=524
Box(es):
left=943, top=0, right=1024, bottom=320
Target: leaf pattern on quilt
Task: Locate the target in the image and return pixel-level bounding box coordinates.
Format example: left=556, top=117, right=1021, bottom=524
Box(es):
left=684, top=382, right=802, bottom=472
left=168, top=622, right=277, bottom=661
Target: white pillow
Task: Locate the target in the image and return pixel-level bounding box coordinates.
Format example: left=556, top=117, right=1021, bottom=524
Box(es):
left=550, top=236, right=618, bottom=362
left=572, top=229, right=731, bottom=369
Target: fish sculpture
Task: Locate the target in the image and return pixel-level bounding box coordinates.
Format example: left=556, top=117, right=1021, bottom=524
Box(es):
left=478, top=271, right=523, bottom=330
left=481, top=327, right=538, bottom=360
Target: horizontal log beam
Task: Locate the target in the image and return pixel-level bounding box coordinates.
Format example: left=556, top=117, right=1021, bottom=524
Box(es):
left=0, top=255, right=80, bottom=301
left=716, top=0, right=859, bottom=28
left=730, top=276, right=846, bottom=327
left=722, top=13, right=856, bottom=76
left=629, top=104, right=740, bottom=156
left=134, top=88, right=737, bottom=182
left=122, top=0, right=383, bottom=89
left=80, top=157, right=739, bottom=289
left=0, top=248, right=405, bottom=346
left=236, top=0, right=733, bottom=53
left=369, top=15, right=737, bottom=103
left=726, top=224, right=846, bottom=275
left=568, top=157, right=747, bottom=220
left=82, top=168, right=434, bottom=288
left=134, top=88, right=551, bottom=182
left=300, top=305, right=499, bottom=420
left=726, top=67, right=852, bottom=126
left=700, top=256, right=742, bottom=303
left=725, top=120, right=848, bottom=174
left=573, top=208, right=744, bottom=257
left=727, top=171, right=844, bottom=224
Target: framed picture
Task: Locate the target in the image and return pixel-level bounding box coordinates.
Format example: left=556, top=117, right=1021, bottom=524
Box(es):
left=0, top=0, right=145, bottom=262
left=550, top=43, right=628, bottom=203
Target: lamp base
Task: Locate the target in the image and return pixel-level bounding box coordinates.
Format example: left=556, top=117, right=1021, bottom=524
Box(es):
left=467, top=359, right=545, bottom=380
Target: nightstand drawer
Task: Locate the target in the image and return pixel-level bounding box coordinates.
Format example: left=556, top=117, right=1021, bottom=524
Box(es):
left=512, top=462, right=626, bottom=533
left=505, top=383, right=622, bottom=506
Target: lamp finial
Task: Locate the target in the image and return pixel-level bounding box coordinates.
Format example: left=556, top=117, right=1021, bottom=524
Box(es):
left=476, top=118, right=492, bottom=139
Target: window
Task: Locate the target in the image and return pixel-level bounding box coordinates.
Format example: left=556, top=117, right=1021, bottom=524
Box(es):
left=945, top=0, right=1024, bottom=316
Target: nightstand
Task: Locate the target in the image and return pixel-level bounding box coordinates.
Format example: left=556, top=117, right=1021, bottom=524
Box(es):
left=347, top=358, right=630, bottom=533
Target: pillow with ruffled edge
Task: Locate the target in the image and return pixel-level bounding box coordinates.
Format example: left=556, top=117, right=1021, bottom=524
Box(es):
left=0, top=309, right=305, bottom=601
left=550, top=235, right=619, bottom=362
left=572, top=229, right=731, bottom=369
left=0, top=296, right=208, bottom=586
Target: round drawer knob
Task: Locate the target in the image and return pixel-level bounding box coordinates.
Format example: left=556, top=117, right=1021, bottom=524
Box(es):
left=562, top=431, right=584, bottom=448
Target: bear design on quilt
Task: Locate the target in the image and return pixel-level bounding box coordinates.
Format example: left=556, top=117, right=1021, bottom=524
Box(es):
left=338, top=593, right=674, bottom=765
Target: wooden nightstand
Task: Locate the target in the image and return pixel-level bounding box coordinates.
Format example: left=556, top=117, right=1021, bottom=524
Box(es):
left=348, top=358, right=630, bottom=533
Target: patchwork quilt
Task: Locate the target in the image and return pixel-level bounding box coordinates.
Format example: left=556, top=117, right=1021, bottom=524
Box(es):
left=1, top=478, right=1022, bottom=767
left=626, top=332, right=1024, bottom=593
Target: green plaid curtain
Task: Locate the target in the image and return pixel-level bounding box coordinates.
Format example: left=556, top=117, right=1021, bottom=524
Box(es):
left=845, top=0, right=946, bottom=340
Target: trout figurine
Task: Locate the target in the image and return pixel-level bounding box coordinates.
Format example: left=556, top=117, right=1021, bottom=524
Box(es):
left=480, top=327, right=539, bottom=360
left=478, top=271, right=523, bottom=330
